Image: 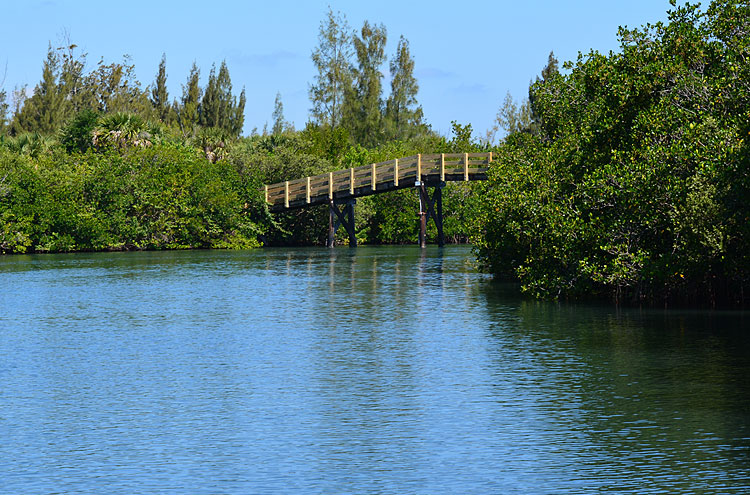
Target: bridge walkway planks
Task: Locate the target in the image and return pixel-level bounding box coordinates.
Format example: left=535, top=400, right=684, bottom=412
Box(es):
left=264, top=152, right=492, bottom=212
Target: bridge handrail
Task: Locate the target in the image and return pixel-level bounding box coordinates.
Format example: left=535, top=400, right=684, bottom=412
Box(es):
left=263, top=152, right=492, bottom=209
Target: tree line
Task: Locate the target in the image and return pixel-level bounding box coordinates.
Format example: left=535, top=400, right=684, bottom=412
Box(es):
left=0, top=7, right=425, bottom=149
left=472, top=0, right=749, bottom=307
left=0, top=7, right=445, bottom=256
left=0, top=44, right=245, bottom=141
left=307, top=9, right=425, bottom=147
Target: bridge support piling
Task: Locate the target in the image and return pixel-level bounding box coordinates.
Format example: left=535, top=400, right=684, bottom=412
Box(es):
left=327, top=199, right=357, bottom=248
left=419, top=188, right=427, bottom=249
left=417, top=183, right=445, bottom=248
left=435, top=186, right=444, bottom=247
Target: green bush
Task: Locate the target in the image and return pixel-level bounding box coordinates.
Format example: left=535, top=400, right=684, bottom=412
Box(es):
left=0, top=143, right=263, bottom=254
left=473, top=0, right=749, bottom=306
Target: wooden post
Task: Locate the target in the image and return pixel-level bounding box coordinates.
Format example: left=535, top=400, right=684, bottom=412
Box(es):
left=327, top=200, right=335, bottom=248
left=418, top=184, right=427, bottom=248
left=488, top=151, right=493, bottom=163
left=417, top=154, right=422, bottom=183
left=394, top=159, right=399, bottom=186
left=328, top=172, right=333, bottom=200
left=284, top=180, right=289, bottom=208
left=306, top=177, right=311, bottom=204
left=464, top=153, right=469, bottom=181
left=436, top=186, right=444, bottom=247
left=264, top=184, right=268, bottom=204
left=350, top=167, right=354, bottom=195
left=371, top=163, right=376, bottom=191
left=345, top=201, right=356, bottom=247
left=440, top=153, right=445, bottom=182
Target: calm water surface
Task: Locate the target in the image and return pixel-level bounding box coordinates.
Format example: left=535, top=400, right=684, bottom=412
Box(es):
left=1, top=246, right=748, bottom=493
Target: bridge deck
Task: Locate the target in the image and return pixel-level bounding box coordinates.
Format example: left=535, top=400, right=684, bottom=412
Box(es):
left=264, top=152, right=492, bottom=211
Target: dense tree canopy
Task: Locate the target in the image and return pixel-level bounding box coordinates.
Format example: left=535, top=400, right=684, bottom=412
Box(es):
left=474, top=0, right=749, bottom=306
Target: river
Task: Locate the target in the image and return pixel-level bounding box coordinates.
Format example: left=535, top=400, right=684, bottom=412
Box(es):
left=1, top=246, right=748, bottom=493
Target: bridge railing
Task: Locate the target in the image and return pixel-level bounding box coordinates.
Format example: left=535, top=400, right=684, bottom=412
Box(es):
left=264, top=152, right=493, bottom=210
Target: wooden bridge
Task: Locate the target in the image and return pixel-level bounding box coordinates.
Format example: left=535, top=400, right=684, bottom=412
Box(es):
left=264, top=152, right=492, bottom=247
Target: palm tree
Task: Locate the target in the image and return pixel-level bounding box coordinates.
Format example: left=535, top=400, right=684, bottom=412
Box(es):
left=92, top=112, right=158, bottom=149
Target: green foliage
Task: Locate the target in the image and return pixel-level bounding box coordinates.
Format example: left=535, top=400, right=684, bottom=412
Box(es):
left=91, top=112, right=157, bottom=150
left=0, top=88, right=9, bottom=134
left=271, top=92, right=292, bottom=135
left=1, top=132, right=57, bottom=158
left=229, top=133, right=335, bottom=245
left=474, top=0, right=750, bottom=306
left=301, top=122, right=350, bottom=167
left=176, top=62, right=202, bottom=135
left=85, top=55, right=153, bottom=117
left=192, top=126, right=231, bottom=163
left=488, top=52, right=558, bottom=144
left=384, top=36, right=425, bottom=141
left=0, top=143, right=263, bottom=254
left=343, top=21, right=388, bottom=147
left=310, top=8, right=353, bottom=129
left=199, top=61, right=245, bottom=137
left=12, top=45, right=69, bottom=135
left=60, top=108, right=99, bottom=153
left=151, top=53, right=171, bottom=123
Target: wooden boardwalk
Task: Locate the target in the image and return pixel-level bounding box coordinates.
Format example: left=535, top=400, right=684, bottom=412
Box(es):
left=264, top=152, right=492, bottom=211
left=263, top=152, right=492, bottom=247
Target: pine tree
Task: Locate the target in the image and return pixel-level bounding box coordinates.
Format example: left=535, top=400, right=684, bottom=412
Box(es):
left=529, top=51, right=559, bottom=136
left=83, top=55, right=152, bottom=117
left=309, top=8, right=353, bottom=129
left=232, top=87, right=246, bottom=136
left=199, top=61, right=244, bottom=137
left=495, top=91, right=533, bottom=136
left=12, top=44, right=70, bottom=135
left=58, top=43, right=89, bottom=114
left=343, top=21, right=387, bottom=147
left=200, top=63, right=219, bottom=129
left=540, top=51, right=559, bottom=82
left=272, top=92, right=290, bottom=135
left=151, top=53, right=170, bottom=122
left=492, top=51, right=559, bottom=141
left=215, top=61, right=234, bottom=131
left=0, top=89, right=8, bottom=134
left=177, top=62, right=201, bottom=134
left=384, top=36, right=423, bottom=141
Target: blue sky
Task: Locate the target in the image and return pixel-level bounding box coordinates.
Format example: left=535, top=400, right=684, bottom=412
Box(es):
left=1, top=0, right=673, bottom=139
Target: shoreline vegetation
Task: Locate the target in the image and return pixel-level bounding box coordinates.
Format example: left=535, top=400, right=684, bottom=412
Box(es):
left=1, top=1, right=747, bottom=307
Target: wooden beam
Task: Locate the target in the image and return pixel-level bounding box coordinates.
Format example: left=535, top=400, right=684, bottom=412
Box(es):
left=435, top=186, right=444, bottom=247
left=328, top=172, right=333, bottom=200
left=345, top=201, right=356, bottom=247
left=284, top=181, right=289, bottom=208
left=394, top=159, right=399, bottom=186
left=264, top=184, right=268, bottom=204
left=417, top=153, right=422, bottom=183
left=418, top=185, right=427, bottom=248
left=371, top=163, right=376, bottom=191
left=328, top=199, right=357, bottom=247
left=464, top=152, right=469, bottom=181
left=350, top=167, right=354, bottom=195
left=440, top=153, right=445, bottom=182
left=327, top=200, right=335, bottom=248
left=488, top=151, right=493, bottom=164
left=418, top=185, right=444, bottom=247
left=306, top=177, right=311, bottom=204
